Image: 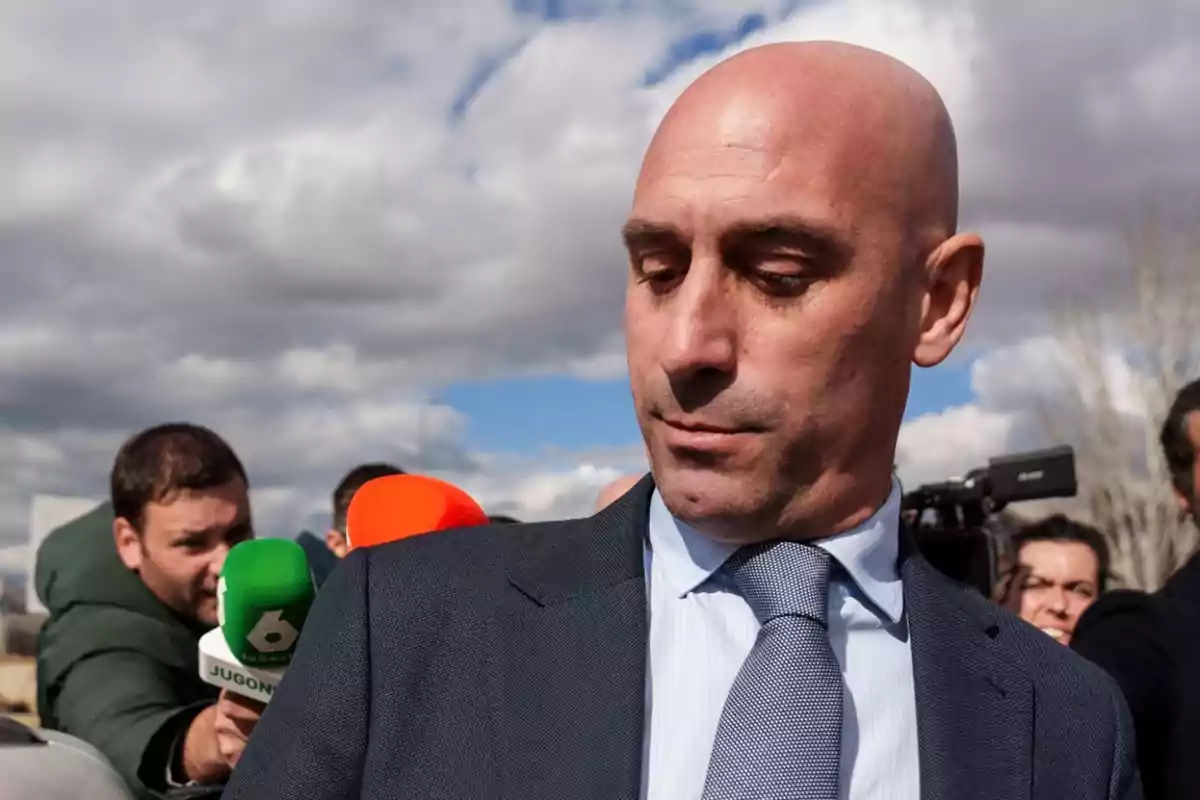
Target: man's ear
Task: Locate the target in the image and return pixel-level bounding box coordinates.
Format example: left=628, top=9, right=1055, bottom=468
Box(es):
left=913, top=232, right=985, bottom=368
left=113, top=517, right=143, bottom=571
left=325, top=529, right=349, bottom=559
left=1174, top=485, right=1194, bottom=522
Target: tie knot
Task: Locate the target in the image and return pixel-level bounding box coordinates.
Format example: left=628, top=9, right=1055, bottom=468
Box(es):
left=726, top=541, right=832, bottom=626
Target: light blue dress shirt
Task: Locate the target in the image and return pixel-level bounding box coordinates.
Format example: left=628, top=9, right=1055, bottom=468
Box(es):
left=640, top=480, right=920, bottom=800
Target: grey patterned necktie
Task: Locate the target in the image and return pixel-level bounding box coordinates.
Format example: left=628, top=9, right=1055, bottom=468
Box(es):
left=701, top=540, right=843, bottom=800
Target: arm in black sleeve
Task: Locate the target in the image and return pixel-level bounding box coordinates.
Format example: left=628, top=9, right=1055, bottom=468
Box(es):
left=1073, top=589, right=1173, bottom=797
left=1072, top=590, right=1172, bottom=726
left=222, top=548, right=371, bottom=799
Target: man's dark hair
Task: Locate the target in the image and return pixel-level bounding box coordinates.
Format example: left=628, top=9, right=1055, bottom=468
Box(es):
left=111, top=422, right=248, bottom=530
left=1161, top=377, right=1200, bottom=502
left=1012, top=513, right=1111, bottom=592
left=332, top=463, right=405, bottom=533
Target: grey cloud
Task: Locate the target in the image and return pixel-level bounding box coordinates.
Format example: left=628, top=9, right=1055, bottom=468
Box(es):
left=965, top=2, right=1200, bottom=225
left=3, top=0, right=1200, bottom=551
left=958, top=1, right=1200, bottom=339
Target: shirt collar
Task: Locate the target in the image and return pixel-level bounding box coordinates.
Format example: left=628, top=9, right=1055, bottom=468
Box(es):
left=646, top=478, right=905, bottom=624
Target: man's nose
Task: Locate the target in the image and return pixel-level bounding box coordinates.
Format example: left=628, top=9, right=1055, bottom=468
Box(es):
left=210, top=542, right=232, bottom=576
left=659, top=261, right=738, bottom=381
left=1047, top=586, right=1069, bottom=615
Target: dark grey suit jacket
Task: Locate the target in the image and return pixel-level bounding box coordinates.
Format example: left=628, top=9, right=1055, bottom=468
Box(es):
left=1073, top=552, right=1200, bottom=800
left=224, top=477, right=1141, bottom=799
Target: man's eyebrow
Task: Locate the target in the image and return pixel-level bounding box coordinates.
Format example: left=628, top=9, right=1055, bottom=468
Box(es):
left=174, top=521, right=246, bottom=540
left=621, top=215, right=850, bottom=263
left=173, top=528, right=214, bottom=542
left=720, top=215, right=848, bottom=256
left=621, top=219, right=687, bottom=248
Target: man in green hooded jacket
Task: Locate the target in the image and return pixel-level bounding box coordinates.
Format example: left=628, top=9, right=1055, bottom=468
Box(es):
left=36, top=423, right=264, bottom=799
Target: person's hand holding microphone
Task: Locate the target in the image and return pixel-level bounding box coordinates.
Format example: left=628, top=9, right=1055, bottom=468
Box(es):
left=194, top=689, right=264, bottom=773
left=199, top=474, right=485, bottom=788
left=190, top=538, right=316, bottom=781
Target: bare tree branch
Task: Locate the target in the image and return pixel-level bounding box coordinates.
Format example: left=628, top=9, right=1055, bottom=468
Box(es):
left=1035, top=213, right=1200, bottom=590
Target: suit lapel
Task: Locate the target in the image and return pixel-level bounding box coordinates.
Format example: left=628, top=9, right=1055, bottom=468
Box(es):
left=496, top=476, right=653, bottom=800
left=905, top=544, right=1033, bottom=800
left=495, top=484, right=1037, bottom=800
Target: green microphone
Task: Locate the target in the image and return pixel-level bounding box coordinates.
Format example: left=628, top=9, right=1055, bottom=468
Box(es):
left=198, top=539, right=316, bottom=702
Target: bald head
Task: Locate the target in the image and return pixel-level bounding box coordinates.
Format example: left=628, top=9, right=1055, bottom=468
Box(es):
left=595, top=474, right=642, bottom=512
left=640, top=41, right=960, bottom=246
left=623, top=41, right=983, bottom=542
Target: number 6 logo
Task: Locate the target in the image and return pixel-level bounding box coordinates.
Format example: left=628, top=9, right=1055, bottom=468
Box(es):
left=246, top=610, right=299, bottom=653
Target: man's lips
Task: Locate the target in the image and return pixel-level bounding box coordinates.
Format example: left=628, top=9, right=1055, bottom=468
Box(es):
left=656, top=413, right=762, bottom=435
left=664, top=420, right=747, bottom=435
left=656, top=416, right=763, bottom=451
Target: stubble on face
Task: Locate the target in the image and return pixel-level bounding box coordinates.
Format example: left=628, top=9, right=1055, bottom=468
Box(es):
left=623, top=41, right=973, bottom=542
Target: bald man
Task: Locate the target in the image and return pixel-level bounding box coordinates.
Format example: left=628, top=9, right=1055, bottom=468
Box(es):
left=226, top=43, right=1140, bottom=800
left=595, top=473, right=643, bottom=511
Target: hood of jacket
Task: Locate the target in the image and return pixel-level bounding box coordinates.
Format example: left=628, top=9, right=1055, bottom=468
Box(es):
left=35, top=501, right=195, bottom=631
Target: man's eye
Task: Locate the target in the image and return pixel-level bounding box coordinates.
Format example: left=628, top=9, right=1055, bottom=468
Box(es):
left=635, top=253, right=683, bottom=284
left=750, top=264, right=810, bottom=295
left=757, top=268, right=808, bottom=284
left=726, top=249, right=811, bottom=293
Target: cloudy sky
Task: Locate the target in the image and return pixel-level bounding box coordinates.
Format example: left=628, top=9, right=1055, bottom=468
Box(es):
left=3, top=0, right=1199, bottom=572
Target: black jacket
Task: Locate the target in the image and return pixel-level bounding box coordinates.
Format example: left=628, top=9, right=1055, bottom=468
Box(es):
left=35, top=502, right=219, bottom=799
left=226, top=476, right=1139, bottom=799
left=1073, top=551, right=1200, bottom=800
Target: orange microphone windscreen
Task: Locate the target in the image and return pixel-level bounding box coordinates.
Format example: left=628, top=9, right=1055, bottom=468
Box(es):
left=345, top=474, right=490, bottom=551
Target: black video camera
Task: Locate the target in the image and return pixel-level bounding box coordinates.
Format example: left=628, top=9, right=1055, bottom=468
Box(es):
left=902, top=445, right=1078, bottom=596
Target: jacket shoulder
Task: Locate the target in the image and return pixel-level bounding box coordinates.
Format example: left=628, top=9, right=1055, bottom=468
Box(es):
left=360, top=517, right=584, bottom=595
left=318, top=519, right=592, bottom=677
left=35, top=503, right=114, bottom=605
left=954, top=584, right=1130, bottom=721
left=39, top=603, right=198, bottom=676
left=1075, top=585, right=1196, bottom=643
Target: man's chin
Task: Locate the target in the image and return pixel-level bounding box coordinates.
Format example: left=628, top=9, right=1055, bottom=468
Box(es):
left=655, top=469, right=764, bottom=532
left=195, top=596, right=219, bottom=628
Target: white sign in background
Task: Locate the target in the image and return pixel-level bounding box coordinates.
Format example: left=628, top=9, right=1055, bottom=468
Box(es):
left=26, top=494, right=102, bottom=615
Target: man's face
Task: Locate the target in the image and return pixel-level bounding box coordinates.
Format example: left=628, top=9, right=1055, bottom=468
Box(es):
left=325, top=529, right=349, bottom=558
left=1015, top=540, right=1101, bottom=646
left=623, top=107, right=924, bottom=539
left=116, top=478, right=252, bottom=627
left=1178, top=411, right=1200, bottom=520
